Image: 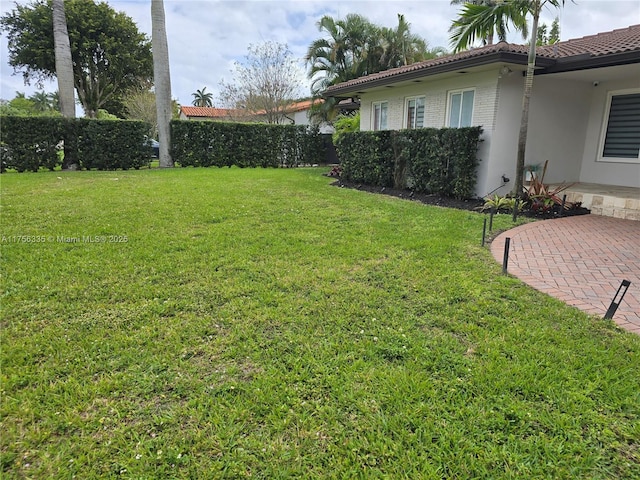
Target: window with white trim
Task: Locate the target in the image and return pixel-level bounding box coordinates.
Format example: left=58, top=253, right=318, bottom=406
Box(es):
left=447, top=89, right=475, bottom=128
left=405, top=96, right=425, bottom=129
left=599, top=89, right=640, bottom=163
left=372, top=101, right=388, bottom=131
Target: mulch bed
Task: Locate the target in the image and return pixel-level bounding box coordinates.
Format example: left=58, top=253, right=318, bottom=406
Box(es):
left=330, top=178, right=591, bottom=219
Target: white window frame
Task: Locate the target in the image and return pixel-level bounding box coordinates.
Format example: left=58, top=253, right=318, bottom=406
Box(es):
left=405, top=96, right=425, bottom=129
left=446, top=88, right=475, bottom=128
left=372, top=101, right=388, bottom=131
left=597, top=88, right=640, bottom=164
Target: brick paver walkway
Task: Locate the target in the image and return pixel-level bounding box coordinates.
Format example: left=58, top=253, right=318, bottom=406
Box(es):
left=491, top=215, right=640, bottom=334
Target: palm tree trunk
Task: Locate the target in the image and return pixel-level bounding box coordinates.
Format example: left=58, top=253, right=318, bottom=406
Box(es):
left=53, top=0, right=75, bottom=118
left=513, top=1, right=541, bottom=197
left=152, top=0, right=173, bottom=168
left=53, top=0, right=78, bottom=170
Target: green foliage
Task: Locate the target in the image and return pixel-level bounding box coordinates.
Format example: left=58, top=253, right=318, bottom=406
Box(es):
left=331, top=112, right=360, bottom=143
left=95, top=109, right=118, bottom=120
left=0, top=116, right=151, bottom=171
left=480, top=194, right=516, bottom=212
left=171, top=121, right=325, bottom=168
left=537, top=16, right=561, bottom=45
left=335, top=130, right=395, bottom=187
left=306, top=14, right=445, bottom=96
left=0, top=92, right=61, bottom=117
left=0, top=116, right=63, bottom=172
left=191, top=87, right=214, bottom=107
left=336, top=127, right=482, bottom=198
left=449, top=1, right=529, bottom=51
left=0, top=0, right=153, bottom=118
left=76, top=119, right=151, bottom=170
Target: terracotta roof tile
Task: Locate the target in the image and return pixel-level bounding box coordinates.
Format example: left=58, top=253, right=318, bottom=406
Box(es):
left=180, top=100, right=322, bottom=119
left=325, top=24, right=640, bottom=95
left=537, top=24, right=640, bottom=58
left=180, top=106, right=239, bottom=118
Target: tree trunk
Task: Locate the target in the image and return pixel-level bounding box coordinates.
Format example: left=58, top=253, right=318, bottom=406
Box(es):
left=53, top=0, right=75, bottom=118
left=512, top=1, right=541, bottom=197
left=152, top=0, right=173, bottom=168
left=53, top=0, right=78, bottom=170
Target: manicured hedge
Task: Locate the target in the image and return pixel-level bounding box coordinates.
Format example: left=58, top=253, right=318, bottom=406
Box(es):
left=0, top=116, right=152, bottom=172
left=76, top=119, right=150, bottom=170
left=0, top=116, right=64, bottom=172
left=335, top=127, right=482, bottom=199
left=171, top=120, right=325, bottom=168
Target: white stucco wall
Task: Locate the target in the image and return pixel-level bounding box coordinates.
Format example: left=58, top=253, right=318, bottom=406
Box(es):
left=290, top=109, right=334, bottom=134
left=492, top=73, right=594, bottom=190
left=357, top=63, right=639, bottom=196
left=579, top=74, right=640, bottom=187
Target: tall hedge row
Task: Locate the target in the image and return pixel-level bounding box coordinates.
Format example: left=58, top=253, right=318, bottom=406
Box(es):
left=76, top=120, right=151, bottom=170
left=336, top=127, right=482, bottom=199
left=171, top=120, right=325, bottom=168
left=0, top=116, right=152, bottom=172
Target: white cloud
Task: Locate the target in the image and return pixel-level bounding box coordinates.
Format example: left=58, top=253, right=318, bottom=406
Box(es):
left=1, top=0, right=638, bottom=112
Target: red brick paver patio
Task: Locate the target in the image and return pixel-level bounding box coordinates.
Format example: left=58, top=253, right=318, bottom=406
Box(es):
left=491, top=215, right=640, bottom=334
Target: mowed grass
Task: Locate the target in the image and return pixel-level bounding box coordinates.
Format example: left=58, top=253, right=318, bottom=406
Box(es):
left=1, top=167, right=639, bottom=479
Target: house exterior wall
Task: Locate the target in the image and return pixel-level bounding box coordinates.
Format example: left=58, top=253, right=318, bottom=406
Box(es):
left=359, top=70, right=500, bottom=197
left=580, top=74, right=640, bottom=187
left=289, top=110, right=334, bottom=134
left=356, top=63, right=638, bottom=196
left=524, top=76, right=591, bottom=185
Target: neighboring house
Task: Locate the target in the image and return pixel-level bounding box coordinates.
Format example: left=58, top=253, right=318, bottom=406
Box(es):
left=179, top=101, right=334, bottom=133
left=279, top=99, right=334, bottom=134
left=324, top=25, right=640, bottom=218
left=179, top=106, right=250, bottom=122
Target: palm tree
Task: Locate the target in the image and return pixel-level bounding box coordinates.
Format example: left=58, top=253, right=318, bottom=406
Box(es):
left=450, top=0, right=564, bottom=197
left=152, top=0, right=173, bottom=168
left=52, top=0, right=75, bottom=118
left=450, top=0, right=529, bottom=49
left=380, top=14, right=447, bottom=69
left=306, top=14, right=380, bottom=96
left=191, top=87, right=213, bottom=107
left=53, top=0, right=77, bottom=170
left=306, top=13, right=440, bottom=122
left=28, top=91, right=52, bottom=112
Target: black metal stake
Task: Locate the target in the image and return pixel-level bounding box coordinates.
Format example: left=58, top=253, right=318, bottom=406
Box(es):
left=482, top=217, right=487, bottom=246
left=489, top=208, right=495, bottom=232
left=512, top=199, right=519, bottom=222
left=559, top=194, right=567, bottom=217
left=604, top=280, right=631, bottom=319
left=502, top=237, right=511, bottom=275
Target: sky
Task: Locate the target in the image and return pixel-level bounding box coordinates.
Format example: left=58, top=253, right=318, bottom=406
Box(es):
left=1, top=0, right=639, bottom=114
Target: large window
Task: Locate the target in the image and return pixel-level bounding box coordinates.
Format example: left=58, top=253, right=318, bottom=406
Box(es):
left=372, top=101, right=388, bottom=131
left=599, top=89, right=640, bottom=163
left=448, top=89, right=475, bottom=128
left=405, top=96, right=425, bottom=129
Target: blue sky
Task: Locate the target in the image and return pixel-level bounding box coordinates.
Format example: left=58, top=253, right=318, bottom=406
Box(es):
left=1, top=0, right=638, bottom=114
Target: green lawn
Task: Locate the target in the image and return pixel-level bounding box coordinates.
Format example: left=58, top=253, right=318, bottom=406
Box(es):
left=1, top=167, right=639, bottom=479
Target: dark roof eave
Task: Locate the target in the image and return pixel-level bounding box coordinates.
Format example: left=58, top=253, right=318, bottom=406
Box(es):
left=535, top=51, right=640, bottom=75
left=324, top=51, right=554, bottom=97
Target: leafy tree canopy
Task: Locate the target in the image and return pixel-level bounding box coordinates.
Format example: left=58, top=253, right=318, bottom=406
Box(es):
left=0, top=91, right=60, bottom=116
left=537, top=16, right=560, bottom=45
left=1, top=0, right=153, bottom=118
